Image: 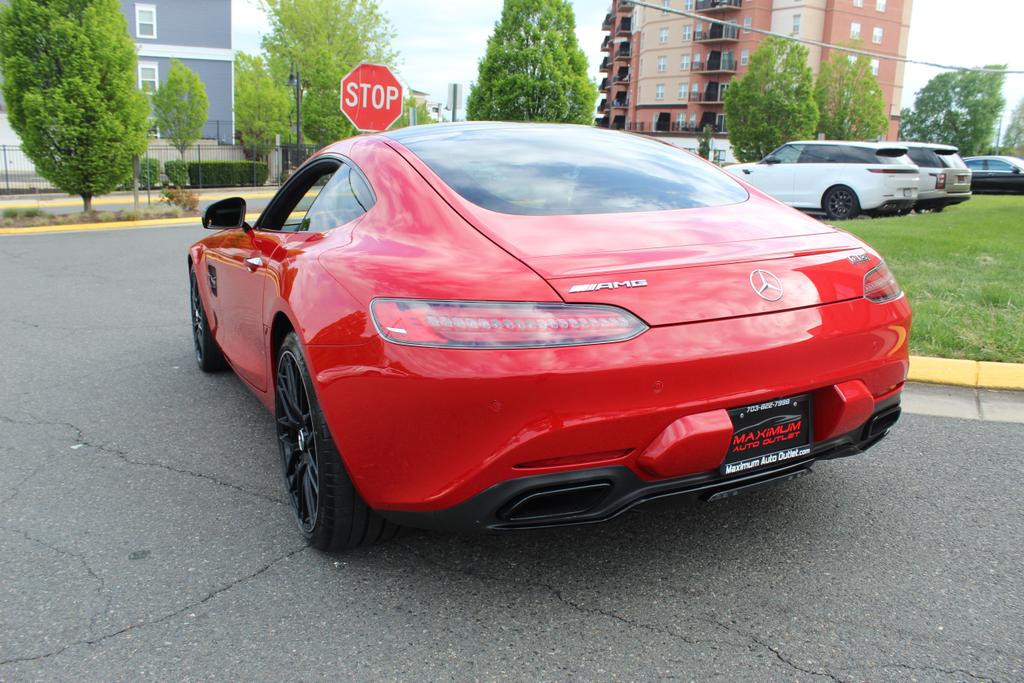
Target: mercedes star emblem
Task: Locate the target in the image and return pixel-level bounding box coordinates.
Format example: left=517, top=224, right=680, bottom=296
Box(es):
left=749, top=269, right=784, bottom=301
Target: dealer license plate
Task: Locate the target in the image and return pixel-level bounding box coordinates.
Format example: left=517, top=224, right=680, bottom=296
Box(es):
left=721, top=395, right=812, bottom=475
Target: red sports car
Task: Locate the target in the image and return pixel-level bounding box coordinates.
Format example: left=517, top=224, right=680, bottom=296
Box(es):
left=190, top=123, right=910, bottom=551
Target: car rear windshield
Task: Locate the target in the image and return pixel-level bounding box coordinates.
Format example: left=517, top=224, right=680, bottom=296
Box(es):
left=907, top=147, right=943, bottom=168
left=389, top=125, right=748, bottom=216
left=938, top=152, right=967, bottom=169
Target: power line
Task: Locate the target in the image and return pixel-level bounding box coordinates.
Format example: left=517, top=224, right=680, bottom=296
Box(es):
left=620, top=0, right=1022, bottom=75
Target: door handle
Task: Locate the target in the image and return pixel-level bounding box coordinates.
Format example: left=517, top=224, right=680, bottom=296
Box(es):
left=742, top=169, right=752, bottom=174
left=244, top=257, right=263, bottom=271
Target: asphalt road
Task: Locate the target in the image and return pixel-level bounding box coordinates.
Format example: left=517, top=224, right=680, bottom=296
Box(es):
left=1, top=225, right=1022, bottom=682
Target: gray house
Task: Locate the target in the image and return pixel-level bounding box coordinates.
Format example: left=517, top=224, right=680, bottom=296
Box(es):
left=121, top=0, right=234, bottom=143
left=0, top=1, right=234, bottom=145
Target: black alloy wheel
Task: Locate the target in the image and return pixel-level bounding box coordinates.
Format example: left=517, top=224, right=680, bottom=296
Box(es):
left=273, top=332, right=400, bottom=550
left=823, top=186, right=860, bottom=220
left=276, top=348, right=320, bottom=534
left=189, top=266, right=226, bottom=372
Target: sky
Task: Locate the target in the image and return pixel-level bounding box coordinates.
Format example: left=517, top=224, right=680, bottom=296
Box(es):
left=232, top=0, right=1024, bottom=131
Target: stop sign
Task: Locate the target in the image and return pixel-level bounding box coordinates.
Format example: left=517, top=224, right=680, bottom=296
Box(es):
left=340, top=63, right=403, bottom=132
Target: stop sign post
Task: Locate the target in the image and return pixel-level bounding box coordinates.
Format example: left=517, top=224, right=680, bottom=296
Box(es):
left=340, top=63, right=403, bottom=132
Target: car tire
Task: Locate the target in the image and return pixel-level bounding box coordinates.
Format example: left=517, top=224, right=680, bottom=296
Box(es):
left=822, top=185, right=861, bottom=220
left=189, top=265, right=227, bottom=372
left=275, top=332, right=401, bottom=551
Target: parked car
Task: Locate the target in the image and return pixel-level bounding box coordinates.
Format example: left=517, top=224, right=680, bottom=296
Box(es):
left=726, top=141, right=919, bottom=220
left=963, top=155, right=1024, bottom=194
left=903, top=142, right=972, bottom=212
left=191, top=123, right=910, bottom=550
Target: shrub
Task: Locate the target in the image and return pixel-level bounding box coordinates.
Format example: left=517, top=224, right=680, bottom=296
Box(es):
left=185, top=160, right=269, bottom=188
left=160, top=186, right=199, bottom=211
left=164, top=159, right=189, bottom=187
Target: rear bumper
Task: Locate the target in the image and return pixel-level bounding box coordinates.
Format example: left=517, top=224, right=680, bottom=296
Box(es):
left=307, top=296, right=911, bottom=514
left=871, top=198, right=916, bottom=213
left=379, top=397, right=902, bottom=533
left=915, top=192, right=971, bottom=210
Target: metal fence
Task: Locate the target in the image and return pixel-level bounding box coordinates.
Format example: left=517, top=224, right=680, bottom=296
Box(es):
left=0, top=142, right=320, bottom=195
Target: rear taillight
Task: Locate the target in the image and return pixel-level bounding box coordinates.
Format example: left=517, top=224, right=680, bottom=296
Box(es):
left=934, top=173, right=946, bottom=190
left=864, top=262, right=902, bottom=303
left=369, top=299, right=648, bottom=348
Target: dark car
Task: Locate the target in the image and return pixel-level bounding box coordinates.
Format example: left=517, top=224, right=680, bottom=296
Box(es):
left=963, top=156, right=1024, bottom=194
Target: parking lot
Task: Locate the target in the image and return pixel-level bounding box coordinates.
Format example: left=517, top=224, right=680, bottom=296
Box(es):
left=1, top=224, right=1022, bottom=681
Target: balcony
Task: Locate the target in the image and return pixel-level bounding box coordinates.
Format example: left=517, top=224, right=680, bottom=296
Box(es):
left=691, top=57, right=736, bottom=73
left=613, top=69, right=630, bottom=84
left=598, top=99, right=608, bottom=113
left=602, top=12, right=613, bottom=29
left=595, top=115, right=610, bottom=128
left=695, top=0, right=741, bottom=12
left=611, top=97, right=630, bottom=109
left=614, top=44, right=632, bottom=61
left=600, top=57, right=612, bottom=71
left=600, top=77, right=610, bottom=91
left=617, top=17, right=632, bottom=34
left=694, top=25, right=739, bottom=42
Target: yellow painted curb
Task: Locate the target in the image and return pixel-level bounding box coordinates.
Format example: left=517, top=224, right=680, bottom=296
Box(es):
left=909, top=355, right=1024, bottom=390
left=0, top=213, right=263, bottom=236
left=0, top=191, right=275, bottom=210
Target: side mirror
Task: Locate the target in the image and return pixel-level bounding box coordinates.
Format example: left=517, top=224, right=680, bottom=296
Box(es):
left=203, top=197, right=247, bottom=230
left=1013, top=167, right=1022, bottom=175
left=762, top=157, right=781, bottom=165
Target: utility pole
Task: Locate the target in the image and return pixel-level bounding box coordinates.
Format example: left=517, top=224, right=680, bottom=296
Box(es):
left=288, top=63, right=303, bottom=147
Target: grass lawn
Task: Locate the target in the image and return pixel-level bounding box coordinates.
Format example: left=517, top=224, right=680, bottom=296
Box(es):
left=835, top=195, right=1023, bottom=364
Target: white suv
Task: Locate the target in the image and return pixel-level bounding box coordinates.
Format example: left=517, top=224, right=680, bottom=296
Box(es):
left=726, top=141, right=920, bottom=220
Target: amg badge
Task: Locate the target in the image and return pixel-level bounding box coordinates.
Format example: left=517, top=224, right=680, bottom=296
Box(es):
left=568, top=279, right=648, bottom=294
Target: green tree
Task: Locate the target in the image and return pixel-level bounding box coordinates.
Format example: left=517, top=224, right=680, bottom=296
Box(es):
left=0, top=0, right=149, bottom=211
left=467, top=0, right=596, bottom=124
left=1002, top=97, right=1024, bottom=155
left=899, top=67, right=1006, bottom=157
left=723, top=37, right=818, bottom=163
left=260, top=0, right=396, bottom=146
left=390, top=95, right=433, bottom=129
left=152, top=59, right=209, bottom=157
left=235, top=52, right=293, bottom=150
left=815, top=46, right=888, bottom=140
left=698, top=124, right=714, bottom=160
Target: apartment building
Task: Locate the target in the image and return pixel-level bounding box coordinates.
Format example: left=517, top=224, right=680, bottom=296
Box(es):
left=596, top=0, right=912, bottom=143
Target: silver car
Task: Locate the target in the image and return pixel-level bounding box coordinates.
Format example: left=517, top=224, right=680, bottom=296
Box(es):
left=903, top=142, right=972, bottom=212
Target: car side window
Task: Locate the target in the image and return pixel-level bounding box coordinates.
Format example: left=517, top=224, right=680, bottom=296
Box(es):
left=797, top=145, right=843, bottom=163
left=965, top=159, right=984, bottom=171
left=256, top=161, right=341, bottom=232
left=284, top=172, right=334, bottom=231
left=987, top=160, right=1014, bottom=173
left=301, top=164, right=375, bottom=233
left=768, top=145, right=802, bottom=163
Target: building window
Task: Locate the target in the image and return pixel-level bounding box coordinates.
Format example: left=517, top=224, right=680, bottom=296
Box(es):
left=876, top=0, right=886, bottom=10
left=872, top=26, right=883, bottom=43
left=682, top=25, right=693, bottom=41
left=690, top=112, right=697, bottom=127
left=853, top=0, right=863, bottom=6
left=660, top=27, right=669, bottom=44
left=138, top=62, right=158, bottom=93
left=676, top=112, right=686, bottom=128
left=684, top=0, right=694, bottom=10
left=656, top=84, right=665, bottom=100
left=740, top=48, right=749, bottom=66
left=850, top=22, right=861, bottom=39
left=680, top=54, right=691, bottom=70
left=679, top=82, right=688, bottom=99
left=743, top=16, right=752, bottom=32
left=792, top=14, right=801, bottom=36
left=135, top=3, right=156, bottom=39
left=658, top=56, right=668, bottom=72
left=662, top=0, right=670, bottom=14
left=693, top=51, right=701, bottom=67
left=871, top=58, right=880, bottom=76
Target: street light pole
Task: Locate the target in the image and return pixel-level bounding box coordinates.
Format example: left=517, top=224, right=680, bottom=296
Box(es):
left=288, top=63, right=303, bottom=147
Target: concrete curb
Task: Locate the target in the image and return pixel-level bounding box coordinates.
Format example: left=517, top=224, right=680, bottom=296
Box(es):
left=0, top=190, right=275, bottom=210
left=908, top=356, right=1024, bottom=391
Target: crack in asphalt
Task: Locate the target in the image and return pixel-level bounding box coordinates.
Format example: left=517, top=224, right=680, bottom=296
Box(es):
left=0, top=413, right=285, bottom=507
left=0, top=544, right=307, bottom=668
left=402, top=541, right=850, bottom=682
